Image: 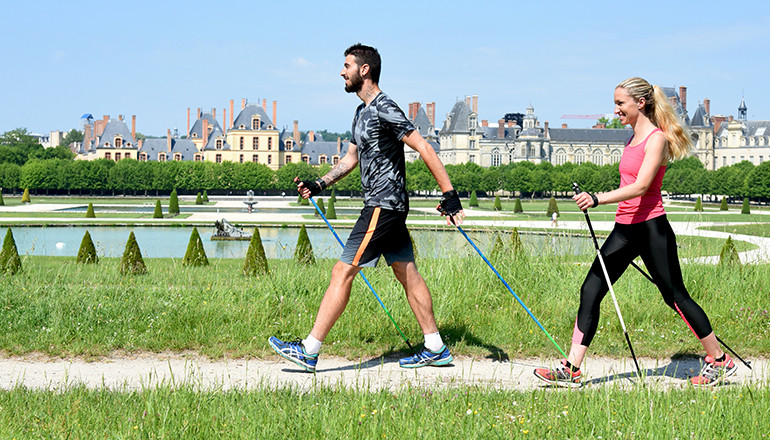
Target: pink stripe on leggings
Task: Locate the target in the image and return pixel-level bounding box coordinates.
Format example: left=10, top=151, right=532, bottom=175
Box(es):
left=674, top=302, right=698, bottom=338
left=571, top=317, right=584, bottom=344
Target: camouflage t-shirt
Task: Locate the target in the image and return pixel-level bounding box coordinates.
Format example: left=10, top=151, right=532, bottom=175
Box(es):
left=351, top=92, right=415, bottom=212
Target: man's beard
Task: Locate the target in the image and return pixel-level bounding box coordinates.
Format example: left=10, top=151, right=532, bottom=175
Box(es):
left=344, top=70, right=364, bottom=93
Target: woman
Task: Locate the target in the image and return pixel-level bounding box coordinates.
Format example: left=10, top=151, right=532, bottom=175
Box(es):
left=534, top=77, right=736, bottom=387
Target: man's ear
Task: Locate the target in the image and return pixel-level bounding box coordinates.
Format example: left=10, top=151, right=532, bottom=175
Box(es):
left=360, top=64, right=370, bottom=78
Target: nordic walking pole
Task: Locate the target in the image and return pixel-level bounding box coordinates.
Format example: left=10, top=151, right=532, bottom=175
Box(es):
left=308, top=196, right=413, bottom=351
left=439, top=208, right=567, bottom=358
left=572, top=182, right=643, bottom=379
left=624, top=247, right=752, bottom=369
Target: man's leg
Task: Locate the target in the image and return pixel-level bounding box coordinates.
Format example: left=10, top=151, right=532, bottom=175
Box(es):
left=390, top=260, right=438, bottom=335
left=309, top=260, right=362, bottom=341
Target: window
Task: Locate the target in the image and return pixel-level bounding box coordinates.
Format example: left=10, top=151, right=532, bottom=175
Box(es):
left=252, top=116, right=260, bottom=130
left=286, top=155, right=292, bottom=163
left=268, top=138, right=273, bottom=150
left=592, top=150, right=603, bottom=165
left=554, top=149, right=567, bottom=165
left=575, top=149, right=585, bottom=164
left=302, top=155, right=309, bottom=163
left=491, top=149, right=501, bottom=167
left=253, top=137, right=259, bottom=149
left=252, top=155, right=258, bottom=163
left=215, top=154, right=222, bottom=163
left=610, top=149, right=621, bottom=163
left=115, top=152, right=121, bottom=161
left=470, top=139, right=476, bottom=149
left=239, top=154, right=244, bottom=163
left=159, top=153, right=166, bottom=162
left=124, top=153, right=131, bottom=159
left=216, top=139, right=223, bottom=149
left=319, top=155, right=327, bottom=164
left=239, top=137, right=244, bottom=149
left=469, top=154, right=475, bottom=163
left=194, top=154, right=202, bottom=162
left=267, top=155, right=272, bottom=164
left=286, top=139, right=293, bottom=150
left=105, top=152, right=111, bottom=160
left=239, top=124, right=245, bottom=129
left=174, top=153, right=181, bottom=161
left=115, top=137, right=123, bottom=147
left=139, top=153, right=147, bottom=161
left=192, top=132, right=198, bottom=138
left=332, top=156, right=339, bottom=165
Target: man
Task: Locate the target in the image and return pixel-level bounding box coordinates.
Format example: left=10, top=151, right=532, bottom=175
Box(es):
left=268, top=43, right=464, bottom=372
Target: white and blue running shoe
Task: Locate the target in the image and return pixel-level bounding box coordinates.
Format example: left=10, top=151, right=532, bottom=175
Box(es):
left=268, top=336, right=318, bottom=373
left=398, top=345, right=453, bottom=368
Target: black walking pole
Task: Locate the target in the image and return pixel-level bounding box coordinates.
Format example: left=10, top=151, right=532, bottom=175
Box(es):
left=572, top=182, right=643, bottom=379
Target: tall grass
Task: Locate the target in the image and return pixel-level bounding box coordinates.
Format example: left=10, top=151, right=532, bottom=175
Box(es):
left=0, top=383, right=767, bottom=438
left=1, top=251, right=767, bottom=359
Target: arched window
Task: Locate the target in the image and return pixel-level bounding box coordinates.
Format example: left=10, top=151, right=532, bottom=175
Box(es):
left=174, top=153, right=181, bottom=161
left=140, top=153, right=148, bottom=161
left=114, top=137, right=123, bottom=147
left=491, top=148, right=501, bottom=167
left=592, top=149, right=603, bottom=165
left=159, top=153, right=166, bottom=162
left=332, top=156, right=340, bottom=165
left=319, top=155, right=327, bottom=164
left=105, top=152, right=111, bottom=160
left=575, top=149, right=585, bottom=164
left=194, top=154, right=202, bottom=162
left=610, top=149, right=621, bottom=163
left=554, top=148, right=567, bottom=165
left=239, top=154, right=244, bottom=163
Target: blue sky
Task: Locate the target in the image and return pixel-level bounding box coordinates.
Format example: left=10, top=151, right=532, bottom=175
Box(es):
left=2, top=1, right=769, bottom=137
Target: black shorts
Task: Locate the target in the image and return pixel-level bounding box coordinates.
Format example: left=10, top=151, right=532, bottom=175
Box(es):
left=340, top=206, right=414, bottom=267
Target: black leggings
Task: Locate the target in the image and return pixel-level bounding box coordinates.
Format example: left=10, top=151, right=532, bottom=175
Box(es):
left=572, top=215, right=713, bottom=346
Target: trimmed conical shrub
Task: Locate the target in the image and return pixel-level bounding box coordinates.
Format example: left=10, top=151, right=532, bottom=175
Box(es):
left=493, top=195, right=502, bottom=211
left=0, top=228, right=22, bottom=275
left=195, top=192, right=203, bottom=205
left=513, top=198, right=523, bottom=213
left=300, top=196, right=309, bottom=206
left=0, top=189, right=4, bottom=206
left=85, top=202, right=96, bottom=218
left=21, top=189, right=30, bottom=204
left=119, top=231, right=147, bottom=275
left=297, top=193, right=302, bottom=205
left=720, top=197, right=728, bottom=211
left=153, top=200, right=163, bottom=218
left=315, top=198, right=326, bottom=217
left=76, top=230, right=99, bottom=264
left=202, top=190, right=209, bottom=203
left=294, top=225, right=315, bottom=265
left=330, top=188, right=337, bottom=203
left=719, top=236, right=741, bottom=267
left=469, top=191, right=479, bottom=207
left=741, top=197, right=750, bottom=214
left=243, top=227, right=269, bottom=276
left=326, top=197, right=337, bottom=219
left=169, top=189, right=180, bottom=215
left=547, top=197, right=559, bottom=217
left=694, top=196, right=703, bottom=212
left=183, top=227, right=209, bottom=267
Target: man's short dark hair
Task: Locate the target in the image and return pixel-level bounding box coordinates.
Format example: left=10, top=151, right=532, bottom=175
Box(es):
left=344, top=43, right=381, bottom=84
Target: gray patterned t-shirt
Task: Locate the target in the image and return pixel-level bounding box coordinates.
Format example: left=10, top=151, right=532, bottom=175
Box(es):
left=351, top=92, right=415, bottom=212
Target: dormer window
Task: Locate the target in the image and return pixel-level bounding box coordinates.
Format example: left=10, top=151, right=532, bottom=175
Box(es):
left=104, top=142, right=110, bottom=147
left=159, top=153, right=166, bottom=162
left=286, top=139, right=293, bottom=150
left=139, top=153, right=147, bottom=161
left=239, top=124, right=245, bottom=129
left=115, top=137, right=123, bottom=147
left=332, top=156, right=340, bottom=165
left=319, top=155, right=327, bottom=164
left=216, top=139, right=223, bottom=149
left=174, top=153, right=181, bottom=161
left=252, top=116, right=261, bottom=130
left=302, top=155, right=309, bottom=163
left=194, top=154, right=202, bottom=162
left=267, top=125, right=273, bottom=130
left=192, top=132, right=198, bottom=138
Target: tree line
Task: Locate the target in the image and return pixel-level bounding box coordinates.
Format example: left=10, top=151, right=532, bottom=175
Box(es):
left=1, top=155, right=768, bottom=201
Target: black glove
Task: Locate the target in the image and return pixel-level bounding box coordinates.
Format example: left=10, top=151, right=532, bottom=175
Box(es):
left=436, top=189, right=463, bottom=216
left=297, top=178, right=326, bottom=197
left=572, top=182, right=598, bottom=208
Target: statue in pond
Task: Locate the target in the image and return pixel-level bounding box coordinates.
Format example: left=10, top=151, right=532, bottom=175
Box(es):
left=212, top=218, right=251, bottom=240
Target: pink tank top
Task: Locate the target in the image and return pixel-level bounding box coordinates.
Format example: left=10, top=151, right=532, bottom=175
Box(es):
left=615, top=128, right=666, bottom=224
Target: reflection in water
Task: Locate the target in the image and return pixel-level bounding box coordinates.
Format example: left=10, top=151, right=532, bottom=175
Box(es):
left=2, top=226, right=592, bottom=259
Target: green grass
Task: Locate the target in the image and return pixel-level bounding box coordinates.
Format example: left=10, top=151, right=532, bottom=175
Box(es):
left=0, top=384, right=767, bottom=438
left=0, top=195, right=210, bottom=206
left=1, top=254, right=768, bottom=359
left=701, top=223, right=770, bottom=238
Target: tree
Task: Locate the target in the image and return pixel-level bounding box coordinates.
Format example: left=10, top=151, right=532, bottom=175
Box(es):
left=720, top=197, right=728, bottom=211
left=119, top=231, right=147, bottom=275
left=596, top=116, right=626, bottom=129
left=0, top=128, right=44, bottom=165
left=493, top=195, right=502, bottom=211
left=0, top=228, right=22, bottom=275
left=169, top=189, right=180, bottom=215
left=513, top=198, right=523, bottom=213
left=243, top=227, right=269, bottom=276
left=546, top=197, right=559, bottom=217
left=0, top=189, right=4, bottom=206
left=153, top=200, right=163, bottom=218
left=183, top=227, right=209, bottom=267
left=326, top=196, right=337, bottom=219
left=86, top=202, right=96, bottom=218
left=60, top=129, right=83, bottom=149
left=76, top=230, right=99, bottom=264
left=694, top=196, right=703, bottom=212
left=195, top=192, right=203, bottom=205
left=295, top=225, right=315, bottom=265
left=202, top=190, right=209, bottom=202
left=469, top=191, right=478, bottom=207
left=315, top=198, right=326, bottom=217
left=741, top=197, right=750, bottom=214
left=21, top=188, right=30, bottom=203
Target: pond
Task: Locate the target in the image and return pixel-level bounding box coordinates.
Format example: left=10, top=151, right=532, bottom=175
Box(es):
left=1, top=226, right=594, bottom=260
left=56, top=205, right=364, bottom=215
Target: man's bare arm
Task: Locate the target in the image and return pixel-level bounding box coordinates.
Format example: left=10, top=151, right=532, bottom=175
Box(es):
left=319, top=143, right=358, bottom=187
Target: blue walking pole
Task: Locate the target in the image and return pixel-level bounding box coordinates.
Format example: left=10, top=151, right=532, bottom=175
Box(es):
left=309, top=196, right=413, bottom=351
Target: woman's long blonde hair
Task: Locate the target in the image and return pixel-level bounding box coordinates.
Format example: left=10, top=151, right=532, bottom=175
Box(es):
left=617, top=77, right=692, bottom=160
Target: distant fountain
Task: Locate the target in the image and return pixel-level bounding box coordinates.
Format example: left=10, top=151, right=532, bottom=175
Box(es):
left=244, top=190, right=257, bottom=213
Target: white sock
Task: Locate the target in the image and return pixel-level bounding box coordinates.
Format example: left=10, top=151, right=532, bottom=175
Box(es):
left=423, top=332, right=444, bottom=352
left=302, top=334, right=322, bottom=355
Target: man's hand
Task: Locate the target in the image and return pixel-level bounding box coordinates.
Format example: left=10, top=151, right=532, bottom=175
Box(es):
left=295, top=177, right=326, bottom=199
left=436, top=189, right=465, bottom=225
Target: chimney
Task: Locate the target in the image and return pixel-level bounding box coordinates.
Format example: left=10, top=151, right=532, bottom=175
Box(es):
left=337, top=137, right=341, bottom=155
left=679, top=86, right=687, bottom=112
left=562, top=123, right=568, bottom=128
left=138, top=139, right=143, bottom=150
left=241, top=99, right=245, bottom=110
left=426, top=102, right=435, bottom=127
left=308, top=130, right=315, bottom=142
left=408, top=102, right=416, bottom=120
left=187, top=108, right=190, bottom=136
left=230, top=99, right=234, bottom=128
left=481, top=120, right=488, bottom=127
left=704, top=98, right=711, bottom=115
left=84, top=122, right=92, bottom=147
left=507, top=121, right=513, bottom=128
left=262, top=99, right=267, bottom=111
left=293, top=120, right=299, bottom=144
left=202, top=119, right=209, bottom=144
left=728, top=115, right=734, bottom=122
left=213, top=108, right=216, bottom=122
left=472, top=95, right=478, bottom=114
left=544, top=121, right=549, bottom=137
left=711, top=115, right=727, bottom=134
left=197, top=108, right=201, bottom=119
left=223, top=108, right=227, bottom=135
left=272, top=100, right=277, bottom=127
left=166, top=129, right=172, bottom=153
left=465, top=96, right=471, bottom=108
left=131, top=115, right=136, bottom=141
left=118, top=114, right=123, bottom=121
left=497, top=119, right=505, bottom=139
